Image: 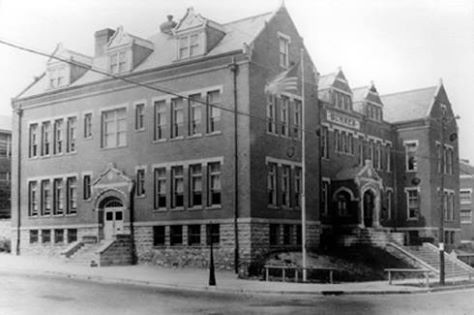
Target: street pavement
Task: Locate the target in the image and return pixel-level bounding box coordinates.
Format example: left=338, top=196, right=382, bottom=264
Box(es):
left=0, top=253, right=473, bottom=296
left=2, top=272, right=474, bottom=314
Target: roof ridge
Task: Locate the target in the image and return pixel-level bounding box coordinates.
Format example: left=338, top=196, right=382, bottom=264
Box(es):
left=224, top=11, right=273, bottom=25
left=381, top=85, right=437, bottom=97
left=352, top=86, right=370, bottom=91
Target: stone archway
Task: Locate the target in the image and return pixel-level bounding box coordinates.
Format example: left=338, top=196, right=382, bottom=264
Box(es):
left=360, top=185, right=381, bottom=228
left=98, top=196, right=125, bottom=240
left=363, top=190, right=375, bottom=227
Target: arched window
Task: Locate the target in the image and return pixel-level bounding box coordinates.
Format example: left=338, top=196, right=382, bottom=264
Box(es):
left=336, top=191, right=351, bottom=216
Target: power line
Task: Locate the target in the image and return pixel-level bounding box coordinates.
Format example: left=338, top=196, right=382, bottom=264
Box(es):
left=0, top=37, right=450, bottom=165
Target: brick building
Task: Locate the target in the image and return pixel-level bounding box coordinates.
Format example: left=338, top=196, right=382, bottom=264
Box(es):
left=11, top=6, right=320, bottom=268
left=319, top=69, right=460, bottom=246
left=11, top=5, right=461, bottom=269
left=459, top=160, right=474, bottom=243
left=0, top=115, right=12, bottom=219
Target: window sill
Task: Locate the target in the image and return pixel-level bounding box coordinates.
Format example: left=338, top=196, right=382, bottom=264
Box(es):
left=84, top=136, right=93, bottom=141
left=187, top=133, right=202, bottom=139
left=206, top=205, right=221, bottom=210
left=268, top=205, right=278, bottom=210
left=188, top=206, right=204, bottom=211
left=407, top=217, right=418, bottom=221
left=100, top=146, right=127, bottom=151
left=153, top=139, right=167, bottom=144
left=170, top=207, right=185, bottom=211
left=169, top=136, right=185, bottom=142
left=135, top=195, right=146, bottom=199
left=153, top=208, right=168, bottom=213
left=135, top=128, right=146, bottom=133
left=205, top=131, right=222, bottom=137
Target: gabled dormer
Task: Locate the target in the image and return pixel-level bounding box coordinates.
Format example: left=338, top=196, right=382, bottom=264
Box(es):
left=46, top=43, right=92, bottom=90
left=105, top=26, right=153, bottom=74
left=318, top=68, right=353, bottom=112
left=353, top=82, right=384, bottom=122
left=173, top=7, right=225, bottom=60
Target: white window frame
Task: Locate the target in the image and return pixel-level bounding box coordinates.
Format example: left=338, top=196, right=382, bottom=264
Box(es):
left=101, top=107, right=127, bottom=149
left=405, top=187, right=420, bottom=220
left=460, top=188, right=472, bottom=205
left=404, top=140, right=418, bottom=172
left=278, top=32, right=290, bottom=68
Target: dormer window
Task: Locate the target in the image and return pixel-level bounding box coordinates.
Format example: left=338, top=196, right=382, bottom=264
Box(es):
left=367, top=103, right=383, bottom=121
left=278, top=33, right=290, bottom=68
left=110, top=51, right=128, bottom=74
left=49, top=66, right=67, bottom=89
left=178, top=33, right=201, bottom=59
left=334, top=91, right=352, bottom=111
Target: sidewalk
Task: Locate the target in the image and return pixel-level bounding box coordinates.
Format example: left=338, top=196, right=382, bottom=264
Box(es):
left=0, top=253, right=465, bottom=295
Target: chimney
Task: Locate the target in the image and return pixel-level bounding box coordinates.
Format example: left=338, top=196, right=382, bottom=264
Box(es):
left=94, top=28, right=116, bottom=56
left=160, top=15, right=177, bottom=35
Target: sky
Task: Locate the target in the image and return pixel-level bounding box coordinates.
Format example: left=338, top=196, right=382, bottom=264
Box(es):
left=0, top=0, right=473, bottom=159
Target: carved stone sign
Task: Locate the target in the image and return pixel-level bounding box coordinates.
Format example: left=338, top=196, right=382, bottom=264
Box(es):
left=326, top=110, right=360, bottom=130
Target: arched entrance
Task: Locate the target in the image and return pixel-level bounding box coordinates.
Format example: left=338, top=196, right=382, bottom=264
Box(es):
left=100, top=197, right=124, bottom=239
left=363, top=190, right=375, bottom=227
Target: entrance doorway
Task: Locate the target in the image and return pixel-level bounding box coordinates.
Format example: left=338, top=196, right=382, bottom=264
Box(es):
left=363, top=190, right=375, bottom=227
left=102, top=198, right=124, bottom=239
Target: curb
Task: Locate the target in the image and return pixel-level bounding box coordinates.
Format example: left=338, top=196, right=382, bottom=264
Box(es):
left=2, top=267, right=473, bottom=296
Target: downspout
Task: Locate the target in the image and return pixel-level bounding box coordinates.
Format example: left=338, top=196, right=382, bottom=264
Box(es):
left=15, top=106, right=22, bottom=255
left=229, top=57, right=239, bottom=273
left=130, top=183, right=137, bottom=265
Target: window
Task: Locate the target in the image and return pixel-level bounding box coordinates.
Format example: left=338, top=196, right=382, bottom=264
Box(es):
left=294, top=167, right=302, bottom=208
left=171, top=98, right=184, bottom=138
left=66, top=117, right=77, bottom=153
left=280, top=97, right=289, bottom=136
left=436, top=143, right=442, bottom=173
left=293, top=99, right=302, bottom=139
left=171, top=166, right=184, bottom=208
left=206, top=224, right=220, bottom=245
left=358, top=137, right=365, bottom=166
left=369, top=140, right=375, bottom=162
left=41, top=180, right=52, bottom=215
left=0, top=134, right=10, bottom=157
left=386, top=144, right=392, bottom=171
left=29, top=230, right=38, bottom=244
left=269, top=224, right=280, bottom=245
left=136, top=169, right=146, bottom=197
left=67, top=229, right=77, bottom=243
left=207, top=90, right=221, bottom=133
left=189, top=164, right=202, bottom=207
left=154, top=100, right=167, bottom=140
left=189, top=94, right=201, bottom=136
left=321, top=180, right=329, bottom=216
left=279, top=35, right=289, bottom=68
left=460, top=189, right=472, bottom=204
left=267, top=163, right=277, bottom=206
left=335, top=130, right=342, bottom=153
left=406, top=189, right=419, bottom=220
left=283, top=224, right=292, bottom=245
left=66, top=177, right=77, bottom=214
left=405, top=142, right=418, bottom=171
left=83, top=175, right=91, bottom=200
left=29, top=124, right=39, bottom=157
left=266, top=95, right=276, bottom=134
left=178, top=34, right=201, bottom=59
left=29, top=181, right=38, bottom=216
left=445, top=192, right=455, bottom=222
left=334, top=92, right=351, bottom=111
left=41, top=230, right=51, bottom=243
left=348, top=134, right=354, bottom=155
left=154, top=168, right=167, bottom=209
left=41, top=121, right=51, bottom=156
left=188, top=225, right=201, bottom=245
left=54, top=229, right=64, bottom=243
left=135, top=103, right=145, bottom=130
left=336, top=191, right=350, bottom=216
left=281, top=165, right=290, bottom=207
left=461, top=210, right=472, bottom=224
left=386, top=190, right=393, bottom=220
left=153, top=226, right=165, bottom=246
left=170, top=225, right=183, bottom=246
left=53, top=119, right=63, bottom=154
left=208, top=162, right=221, bottom=206
left=53, top=178, right=64, bottom=215
left=49, top=67, right=66, bottom=88
left=84, top=113, right=92, bottom=138
left=368, top=104, right=382, bottom=121
left=321, top=126, right=329, bottom=159
left=447, top=148, right=453, bottom=175
left=374, top=142, right=381, bottom=169
left=110, top=51, right=127, bottom=73
left=102, top=108, right=126, bottom=148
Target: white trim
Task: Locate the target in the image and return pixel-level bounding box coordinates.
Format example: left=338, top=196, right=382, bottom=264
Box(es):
left=403, top=140, right=419, bottom=172
left=151, top=156, right=224, bottom=170
left=99, top=103, right=129, bottom=114
left=133, top=99, right=147, bottom=131
left=20, top=223, right=100, bottom=230
left=405, top=186, right=421, bottom=221
left=332, top=186, right=356, bottom=201
left=265, top=156, right=301, bottom=168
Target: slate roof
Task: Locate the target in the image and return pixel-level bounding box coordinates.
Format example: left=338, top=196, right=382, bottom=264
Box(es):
left=460, top=160, right=474, bottom=176
left=19, top=10, right=275, bottom=99
left=381, top=86, right=437, bottom=123
left=318, top=72, right=337, bottom=90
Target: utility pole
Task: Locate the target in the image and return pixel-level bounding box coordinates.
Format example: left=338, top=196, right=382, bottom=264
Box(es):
left=300, top=48, right=307, bottom=282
